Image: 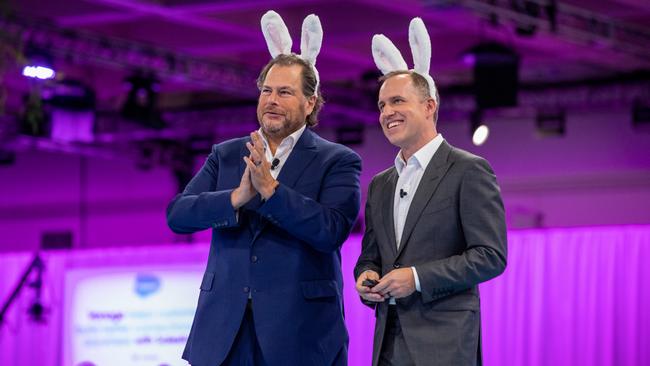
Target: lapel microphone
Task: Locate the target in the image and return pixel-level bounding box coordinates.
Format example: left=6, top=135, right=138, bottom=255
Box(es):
left=270, top=158, right=280, bottom=170
left=399, top=188, right=408, bottom=198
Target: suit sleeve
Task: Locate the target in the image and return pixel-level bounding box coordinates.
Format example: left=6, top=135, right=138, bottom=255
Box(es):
left=166, top=144, right=240, bottom=234
left=255, top=150, right=362, bottom=253
left=354, top=177, right=382, bottom=280
left=414, top=158, right=507, bottom=304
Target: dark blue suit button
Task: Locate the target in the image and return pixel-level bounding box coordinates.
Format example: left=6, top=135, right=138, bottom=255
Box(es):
left=251, top=255, right=258, bottom=263
left=393, top=263, right=401, bottom=268
left=243, top=286, right=250, bottom=293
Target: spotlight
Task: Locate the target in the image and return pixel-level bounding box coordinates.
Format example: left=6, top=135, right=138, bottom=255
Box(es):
left=470, top=110, right=489, bottom=146
left=21, top=48, right=56, bottom=80
left=472, top=125, right=490, bottom=146
left=121, top=73, right=164, bottom=129
left=22, top=66, right=55, bottom=80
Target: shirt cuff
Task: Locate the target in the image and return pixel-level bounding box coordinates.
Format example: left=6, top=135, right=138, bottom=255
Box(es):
left=411, top=266, right=421, bottom=292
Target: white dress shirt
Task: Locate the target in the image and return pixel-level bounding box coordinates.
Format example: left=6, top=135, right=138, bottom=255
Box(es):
left=392, top=133, right=445, bottom=299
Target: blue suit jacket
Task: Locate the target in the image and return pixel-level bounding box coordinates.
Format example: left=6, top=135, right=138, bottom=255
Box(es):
left=167, top=128, right=361, bottom=366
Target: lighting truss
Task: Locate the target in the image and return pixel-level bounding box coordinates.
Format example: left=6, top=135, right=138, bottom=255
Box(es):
left=0, top=14, right=259, bottom=98
left=454, top=0, right=650, bottom=62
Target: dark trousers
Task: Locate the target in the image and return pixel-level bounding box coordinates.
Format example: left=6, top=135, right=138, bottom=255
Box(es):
left=378, top=306, right=416, bottom=366
left=221, top=301, right=348, bottom=366
left=220, top=301, right=267, bottom=366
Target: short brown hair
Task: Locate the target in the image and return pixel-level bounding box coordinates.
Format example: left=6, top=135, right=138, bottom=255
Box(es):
left=257, top=54, right=324, bottom=127
left=379, top=70, right=440, bottom=123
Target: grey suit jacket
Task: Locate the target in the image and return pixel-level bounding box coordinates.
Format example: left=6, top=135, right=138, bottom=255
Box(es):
left=354, top=140, right=507, bottom=366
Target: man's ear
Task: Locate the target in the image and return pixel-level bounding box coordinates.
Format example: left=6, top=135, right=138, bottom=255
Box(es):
left=305, top=95, right=317, bottom=115
left=425, top=98, right=436, bottom=118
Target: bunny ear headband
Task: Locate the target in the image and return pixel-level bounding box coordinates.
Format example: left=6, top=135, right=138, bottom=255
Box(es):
left=371, top=17, right=437, bottom=99
left=261, top=10, right=323, bottom=96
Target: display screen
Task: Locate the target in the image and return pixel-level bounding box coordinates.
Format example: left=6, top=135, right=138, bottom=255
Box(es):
left=62, top=265, right=203, bottom=366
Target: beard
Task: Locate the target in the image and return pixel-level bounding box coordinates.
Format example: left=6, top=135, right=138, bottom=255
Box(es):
left=257, top=105, right=307, bottom=138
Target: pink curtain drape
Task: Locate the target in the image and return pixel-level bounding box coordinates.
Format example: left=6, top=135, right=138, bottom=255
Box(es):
left=1, top=225, right=649, bottom=365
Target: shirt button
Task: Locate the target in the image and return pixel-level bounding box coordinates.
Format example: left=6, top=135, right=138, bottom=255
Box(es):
left=243, top=286, right=250, bottom=293
left=251, top=255, right=258, bottom=263
left=393, top=263, right=401, bottom=268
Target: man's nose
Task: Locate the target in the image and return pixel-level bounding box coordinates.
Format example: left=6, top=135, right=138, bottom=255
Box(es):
left=266, top=90, right=279, bottom=105
left=381, top=105, right=394, bottom=118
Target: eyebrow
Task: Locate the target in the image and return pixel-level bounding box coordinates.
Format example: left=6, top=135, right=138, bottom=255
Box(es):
left=262, top=85, right=295, bottom=91
left=378, top=95, right=405, bottom=108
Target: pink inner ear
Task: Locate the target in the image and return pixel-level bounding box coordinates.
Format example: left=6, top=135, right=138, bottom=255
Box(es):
left=303, top=32, right=311, bottom=52
left=269, top=24, right=283, bottom=52
left=377, top=51, right=390, bottom=72
left=412, top=38, right=420, bottom=63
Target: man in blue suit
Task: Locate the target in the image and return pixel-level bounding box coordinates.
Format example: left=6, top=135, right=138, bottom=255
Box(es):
left=167, top=53, right=361, bottom=366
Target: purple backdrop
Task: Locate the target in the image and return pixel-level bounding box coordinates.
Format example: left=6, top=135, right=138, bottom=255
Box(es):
left=1, top=225, right=649, bottom=365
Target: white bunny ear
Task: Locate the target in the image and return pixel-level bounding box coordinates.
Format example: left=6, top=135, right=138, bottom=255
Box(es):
left=261, top=10, right=292, bottom=58
left=300, top=14, right=323, bottom=66
left=372, top=34, right=408, bottom=75
left=409, top=17, right=431, bottom=75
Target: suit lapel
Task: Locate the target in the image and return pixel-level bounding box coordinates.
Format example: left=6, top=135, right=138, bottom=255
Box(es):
left=381, top=169, right=399, bottom=257
left=275, top=128, right=318, bottom=188
left=396, top=141, right=453, bottom=259
left=250, top=128, right=318, bottom=241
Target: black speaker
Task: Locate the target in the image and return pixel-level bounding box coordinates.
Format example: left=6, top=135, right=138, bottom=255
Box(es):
left=471, top=43, right=520, bottom=109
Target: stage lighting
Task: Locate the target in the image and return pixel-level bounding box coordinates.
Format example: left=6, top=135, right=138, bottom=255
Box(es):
left=470, top=110, right=489, bottom=146
left=121, top=74, right=164, bottom=129
left=21, top=49, right=56, bottom=80
left=472, top=125, right=490, bottom=146
left=45, top=80, right=96, bottom=143
left=22, top=65, right=55, bottom=80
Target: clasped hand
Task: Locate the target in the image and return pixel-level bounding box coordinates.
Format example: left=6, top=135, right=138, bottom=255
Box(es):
left=355, top=268, right=416, bottom=302
left=230, top=132, right=279, bottom=209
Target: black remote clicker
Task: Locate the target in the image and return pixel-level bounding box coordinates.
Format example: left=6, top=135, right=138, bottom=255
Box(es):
left=362, top=279, right=379, bottom=288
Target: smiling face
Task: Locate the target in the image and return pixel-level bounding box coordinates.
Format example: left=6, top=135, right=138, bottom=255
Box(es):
left=377, top=74, right=437, bottom=160
left=256, top=64, right=315, bottom=142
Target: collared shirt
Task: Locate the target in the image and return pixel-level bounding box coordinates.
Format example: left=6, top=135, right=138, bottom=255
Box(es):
left=392, top=133, right=445, bottom=299
left=257, top=124, right=306, bottom=179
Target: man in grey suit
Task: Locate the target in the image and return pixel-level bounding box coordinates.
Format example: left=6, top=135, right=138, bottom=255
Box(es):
left=354, top=69, right=507, bottom=366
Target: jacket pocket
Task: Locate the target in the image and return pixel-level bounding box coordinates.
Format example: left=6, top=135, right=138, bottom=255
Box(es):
left=301, top=280, right=338, bottom=299
left=200, top=272, right=215, bottom=291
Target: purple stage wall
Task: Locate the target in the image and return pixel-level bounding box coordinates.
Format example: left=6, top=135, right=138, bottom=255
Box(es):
left=1, top=225, right=649, bottom=366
